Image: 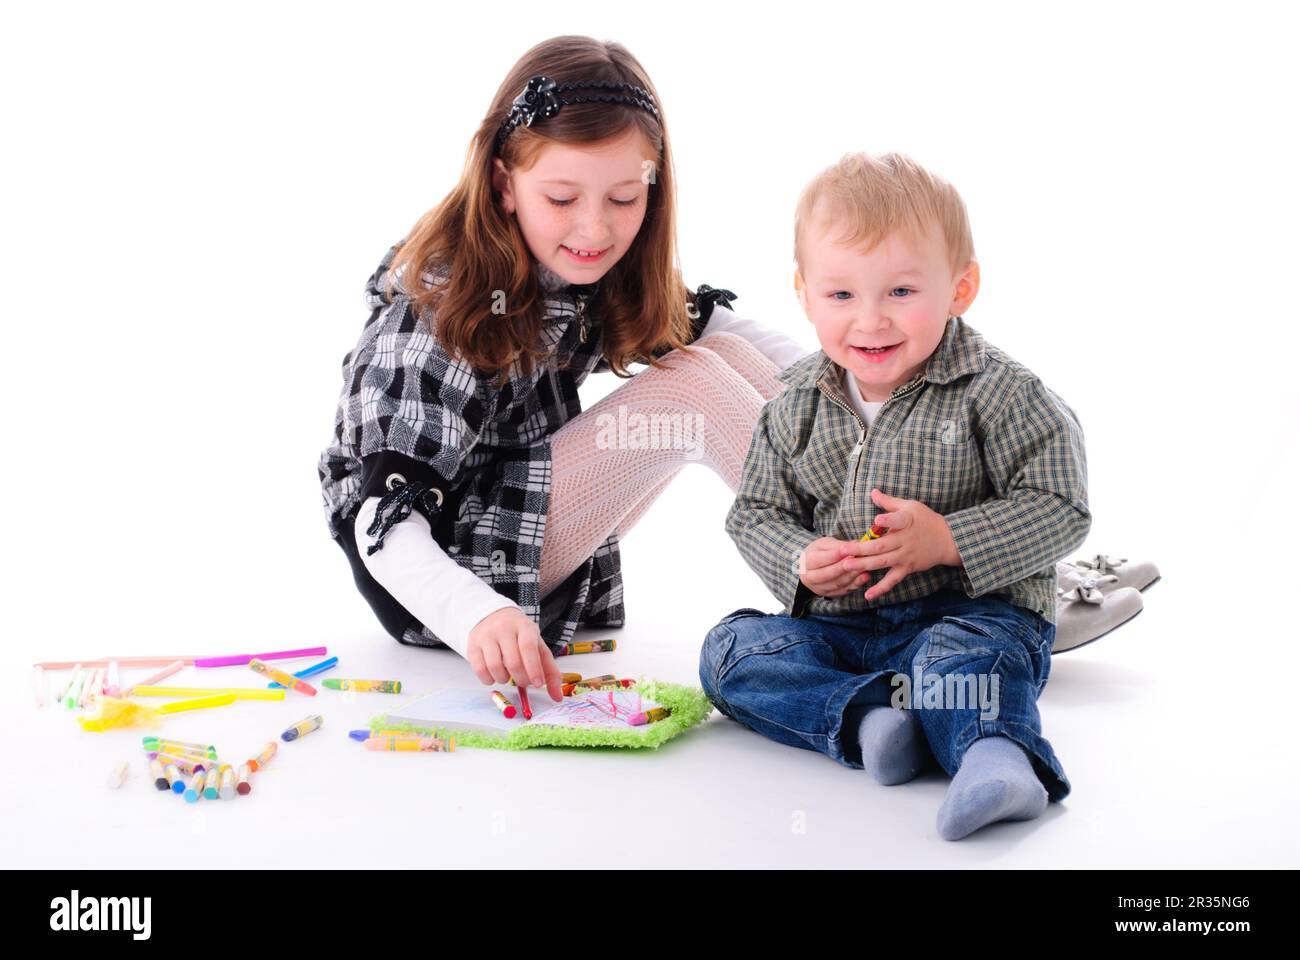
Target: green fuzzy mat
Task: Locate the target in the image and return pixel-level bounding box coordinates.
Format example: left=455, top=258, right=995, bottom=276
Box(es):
left=370, top=679, right=713, bottom=751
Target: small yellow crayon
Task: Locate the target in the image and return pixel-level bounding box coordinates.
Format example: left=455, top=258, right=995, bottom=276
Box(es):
left=247, top=659, right=316, bottom=696
left=510, top=674, right=581, bottom=686
left=574, top=678, right=634, bottom=691
left=154, top=754, right=213, bottom=776
left=282, top=715, right=324, bottom=742
left=321, top=679, right=401, bottom=694
left=143, top=738, right=216, bottom=759
left=247, top=741, right=278, bottom=772
left=562, top=674, right=616, bottom=696
left=629, top=706, right=672, bottom=726
left=861, top=524, right=886, bottom=541
left=557, top=639, right=616, bottom=656
left=364, top=736, right=455, bottom=752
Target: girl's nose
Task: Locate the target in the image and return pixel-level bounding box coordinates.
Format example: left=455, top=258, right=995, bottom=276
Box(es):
left=576, top=202, right=613, bottom=245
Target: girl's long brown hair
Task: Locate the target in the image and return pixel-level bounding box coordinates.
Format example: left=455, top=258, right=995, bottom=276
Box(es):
left=391, top=35, right=699, bottom=387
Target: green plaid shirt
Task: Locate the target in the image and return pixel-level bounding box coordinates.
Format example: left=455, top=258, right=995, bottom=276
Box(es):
left=725, top=316, right=1090, bottom=625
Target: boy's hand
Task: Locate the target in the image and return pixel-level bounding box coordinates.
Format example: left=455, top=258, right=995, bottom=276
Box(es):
left=841, top=489, right=962, bottom=601
left=798, top=536, right=875, bottom=598
left=467, top=608, right=565, bottom=702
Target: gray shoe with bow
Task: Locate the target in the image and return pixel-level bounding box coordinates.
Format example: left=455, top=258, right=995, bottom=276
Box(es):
left=1052, top=575, right=1144, bottom=653
left=1056, top=554, right=1161, bottom=595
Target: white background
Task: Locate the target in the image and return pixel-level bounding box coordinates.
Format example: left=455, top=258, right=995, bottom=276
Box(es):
left=2, top=0, right=1297, bottom=868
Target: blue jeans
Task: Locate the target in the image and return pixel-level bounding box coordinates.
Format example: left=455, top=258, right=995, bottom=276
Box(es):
left=699, top=588, right=1070, bottom=802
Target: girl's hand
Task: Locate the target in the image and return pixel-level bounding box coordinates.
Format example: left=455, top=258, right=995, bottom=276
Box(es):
left=467, top=608, right=564, bottom=702
left=798, top=536, right=875, bottom=598
left=841, top=489, right=962, bottom=601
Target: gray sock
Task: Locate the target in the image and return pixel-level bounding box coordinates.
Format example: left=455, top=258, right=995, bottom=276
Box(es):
left=857, top=705, right=929, bottom=785
left=936, top=736, right=1048, bottom=841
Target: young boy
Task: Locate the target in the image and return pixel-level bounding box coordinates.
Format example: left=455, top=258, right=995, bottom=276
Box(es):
left=700, top=152, right=1089, bottom=841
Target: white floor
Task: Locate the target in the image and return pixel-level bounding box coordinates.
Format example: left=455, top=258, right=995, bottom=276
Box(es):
left=5, top=457, right=1296, bottom=870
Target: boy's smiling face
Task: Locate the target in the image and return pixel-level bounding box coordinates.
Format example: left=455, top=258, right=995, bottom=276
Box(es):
left=493, top=128, right=656, bottom=286
left=796, top=216, right=979, bottom=402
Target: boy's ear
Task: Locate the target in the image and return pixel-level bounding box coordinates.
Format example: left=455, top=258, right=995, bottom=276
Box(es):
left=949, top=259, right=980, bottom=316
left=492, top=158, right=515, bottom=215
left=793, top=270, right=809, bottom=313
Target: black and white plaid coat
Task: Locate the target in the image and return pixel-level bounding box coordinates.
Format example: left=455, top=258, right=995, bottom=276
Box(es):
left=318, top=241, right=734, bottom=653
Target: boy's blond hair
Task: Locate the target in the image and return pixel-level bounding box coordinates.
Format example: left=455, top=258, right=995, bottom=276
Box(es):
left=794, top=152, right=974, bottom=279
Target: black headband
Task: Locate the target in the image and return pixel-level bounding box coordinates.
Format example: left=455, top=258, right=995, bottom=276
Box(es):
left=494, top=74, right=660, bottom=156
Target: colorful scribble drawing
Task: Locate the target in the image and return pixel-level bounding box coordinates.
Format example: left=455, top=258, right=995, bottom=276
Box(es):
left=529, top=690, right=658, bottom=730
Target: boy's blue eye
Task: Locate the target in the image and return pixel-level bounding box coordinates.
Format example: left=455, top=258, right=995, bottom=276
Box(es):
left=831, top=291, right=852, bottom=300
left=891, top=287, right=914, bottom=298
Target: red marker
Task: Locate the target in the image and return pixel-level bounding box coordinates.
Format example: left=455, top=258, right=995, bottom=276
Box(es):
left=517, top=685, right=532, bottom=720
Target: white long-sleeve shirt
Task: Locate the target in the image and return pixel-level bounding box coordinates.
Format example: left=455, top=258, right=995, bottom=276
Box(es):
left=358, top=304, right=808, bottom=659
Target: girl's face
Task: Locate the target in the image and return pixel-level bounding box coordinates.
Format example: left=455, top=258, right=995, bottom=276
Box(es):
left=493, top=128, right=657, bottom=285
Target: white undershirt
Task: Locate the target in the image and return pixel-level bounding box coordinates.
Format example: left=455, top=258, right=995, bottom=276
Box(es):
left=356, top=303, right=809, bottom=661
left=842, top=366, right=886, bottom=430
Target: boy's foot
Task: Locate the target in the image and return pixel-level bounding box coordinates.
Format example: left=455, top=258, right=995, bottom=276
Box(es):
left=936, top=736, right=1048, bottom=840
left=857, top=705, right=930, bottom=785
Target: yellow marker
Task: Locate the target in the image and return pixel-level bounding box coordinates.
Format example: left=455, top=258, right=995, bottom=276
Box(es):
left=131, top=686, right=286, bottom=701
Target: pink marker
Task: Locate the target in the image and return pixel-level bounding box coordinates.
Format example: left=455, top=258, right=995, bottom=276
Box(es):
left=196, top=646, right=327, bottom=669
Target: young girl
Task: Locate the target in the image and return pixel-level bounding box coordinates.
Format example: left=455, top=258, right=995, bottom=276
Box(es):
left=318, top=36, right=806, bottom=703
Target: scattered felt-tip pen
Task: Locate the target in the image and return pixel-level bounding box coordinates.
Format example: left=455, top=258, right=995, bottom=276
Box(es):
left=267, top=656, right=339, bottom=689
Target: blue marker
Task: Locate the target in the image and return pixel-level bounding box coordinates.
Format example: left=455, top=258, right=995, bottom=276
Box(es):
left=348, top=729, right=371, bottom=742
left=267, top=656, right=339, bottom=689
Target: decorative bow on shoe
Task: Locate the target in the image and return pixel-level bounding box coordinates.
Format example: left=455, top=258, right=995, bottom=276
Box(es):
left=1074, top=554, right=1128, bottom=575
left=1057, top=573, right=1120, bottom=605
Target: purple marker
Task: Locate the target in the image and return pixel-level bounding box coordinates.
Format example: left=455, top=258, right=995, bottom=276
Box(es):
left=194, top=646, right=327, bottom=669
